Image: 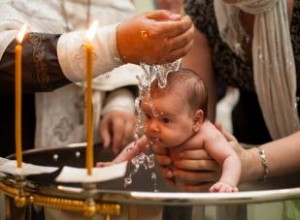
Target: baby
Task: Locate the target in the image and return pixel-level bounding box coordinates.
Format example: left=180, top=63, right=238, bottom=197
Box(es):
left=97, top=69, right=241, bottom=192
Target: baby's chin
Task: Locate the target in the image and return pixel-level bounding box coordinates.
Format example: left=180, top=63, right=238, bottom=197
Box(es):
left=148, top=138, right=180, bottom=149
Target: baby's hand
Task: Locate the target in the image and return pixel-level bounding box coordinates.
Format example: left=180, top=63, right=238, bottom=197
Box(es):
left=209, top=181, right=238, bottom=193
left=96, top=161, right=116, bottom=167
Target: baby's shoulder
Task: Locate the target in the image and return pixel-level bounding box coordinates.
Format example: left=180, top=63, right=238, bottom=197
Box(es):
left=200, top=120, right=222, bottom=138
left=201, top=120, right=218, bottom=131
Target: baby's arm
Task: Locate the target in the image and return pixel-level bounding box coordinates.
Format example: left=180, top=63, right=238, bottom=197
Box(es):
left=96, top=135, right=149, bottom=167
left=201, top=121, right=241, bottom=192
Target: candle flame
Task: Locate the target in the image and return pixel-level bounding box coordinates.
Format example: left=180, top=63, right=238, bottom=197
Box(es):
left=85, top=20, right=99, bottom=42
left=16, top=24, right=27, bottom=43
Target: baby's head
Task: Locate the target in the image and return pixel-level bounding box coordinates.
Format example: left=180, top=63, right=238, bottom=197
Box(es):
left=150, top=68, right=208, bottom=118
left=142, top=68, right=208, bottom=148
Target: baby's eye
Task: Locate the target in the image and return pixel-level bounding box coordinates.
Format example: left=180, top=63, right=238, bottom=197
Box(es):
left=161, top=117, right=170, bottom=124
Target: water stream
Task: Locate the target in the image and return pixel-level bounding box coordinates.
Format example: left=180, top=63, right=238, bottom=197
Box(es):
left=123, top=60, right=180, bottom=191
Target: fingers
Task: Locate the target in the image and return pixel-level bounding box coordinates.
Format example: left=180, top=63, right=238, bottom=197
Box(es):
left=177, top=148, right=212, bottom=160
left=122, top=115, right=135, bottom=146
left=215, top=122, right=236, bottom=142
left=164, top=175, right=215, bottom=192
left=100, top=118, right=111, bottom=148
left=152, top=143, right=169, bottom=154
left=111, top=118, right=124, bottom=154
left=100, top=112, right=135, bottom=154
left=152, top=143, right=172, bottom=166
left=117, top=11, right=193, bottom=65
left=174, top=169, right=221, bottom=184
left=146, top=10, right=182, bottom=21
left=221, top=128, right=236, bottom=141
left=177, top=182, right=213, bottom=192
left=164, top=38, right=194, bottom=63
left=164, top=15, right=193, bottom=38
left=155, top=155, right=172, bottom=169
left=174, top=159, right=220, bottom=172
left=167, top=23, right=194, bottom=52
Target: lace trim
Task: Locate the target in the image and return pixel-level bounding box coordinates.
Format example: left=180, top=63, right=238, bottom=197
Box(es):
left=28, top=33, right=50, bottom=90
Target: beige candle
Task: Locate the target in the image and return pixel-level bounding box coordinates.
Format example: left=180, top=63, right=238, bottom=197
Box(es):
left=85, top=21, right=98, bottom=175
left=15, top=24, right=27, bottom=168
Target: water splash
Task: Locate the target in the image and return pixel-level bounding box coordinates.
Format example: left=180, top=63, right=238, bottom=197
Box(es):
left=124, top=60, right=181, bottom=190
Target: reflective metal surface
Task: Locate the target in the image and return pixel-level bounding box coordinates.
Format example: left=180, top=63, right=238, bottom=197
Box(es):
left=1, top=144, right=300, bottom=220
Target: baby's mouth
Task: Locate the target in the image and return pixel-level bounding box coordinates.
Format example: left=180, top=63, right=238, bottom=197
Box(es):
left=149, top=137, right=160, bottom=145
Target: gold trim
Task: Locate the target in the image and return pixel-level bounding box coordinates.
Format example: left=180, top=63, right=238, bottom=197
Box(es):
left=0, top=182, right=120, bottom=216
left=32, top=194, right=120, bottom=215
left=0, top=182, right=19, bottom=197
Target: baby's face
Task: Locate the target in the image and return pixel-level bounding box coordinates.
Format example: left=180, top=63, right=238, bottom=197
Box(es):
left=142, top=89, right=195, bottom=148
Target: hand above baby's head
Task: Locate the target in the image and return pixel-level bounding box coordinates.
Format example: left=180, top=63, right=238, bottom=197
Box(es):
left=117, top=10, right=194, bottom=64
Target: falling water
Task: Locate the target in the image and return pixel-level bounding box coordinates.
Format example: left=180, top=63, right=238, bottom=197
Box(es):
left=123, top=60, right=180, bottom=191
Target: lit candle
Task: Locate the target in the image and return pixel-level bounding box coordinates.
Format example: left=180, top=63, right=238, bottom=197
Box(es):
left=15, top=24, right=27, bottom=168
left=85, top=21, right=98, bottom=175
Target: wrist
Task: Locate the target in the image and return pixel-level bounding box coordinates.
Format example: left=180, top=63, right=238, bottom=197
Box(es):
left=58, top=24, right=123, bottom=82
left=258, top=145, right=270, bottom=181
left=239, top=147, right=263, bottom=183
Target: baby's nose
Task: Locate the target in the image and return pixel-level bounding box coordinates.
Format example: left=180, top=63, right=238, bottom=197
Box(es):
left=146, top=120, right=160, bottom=133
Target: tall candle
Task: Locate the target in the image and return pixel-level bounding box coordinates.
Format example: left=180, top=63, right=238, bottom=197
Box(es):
left=15, top=24, right=27, bottom=168
left=85, top=21, right=98, bottom=175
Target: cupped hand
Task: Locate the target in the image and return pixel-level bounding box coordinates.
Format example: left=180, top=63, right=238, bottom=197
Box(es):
left=151, top=136, right=222, bottom=192
left=117, top=10, right=194, bottom=64
left=100, top=111, right=135, bottom=154
left=171, top=148, right=222, bottom=192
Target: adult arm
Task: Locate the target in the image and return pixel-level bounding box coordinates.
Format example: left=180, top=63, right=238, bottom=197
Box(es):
left=224, top=130, right=300, bottom=183
left=181, top=28, right=216, bottom=120
left=0, top=10, right=194, bottom=93
left=0, top=33, right=70, bottom=94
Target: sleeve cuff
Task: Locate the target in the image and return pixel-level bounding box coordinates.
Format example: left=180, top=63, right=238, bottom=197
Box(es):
left=102, top=88, right=135, bottom=115
left=57, top=23, right=124, bottom=82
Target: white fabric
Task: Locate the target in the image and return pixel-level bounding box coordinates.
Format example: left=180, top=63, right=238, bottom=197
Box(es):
left=214, top=0, right=300, bottom=139
left=216, top=88, right=240, bottom=133
left=85, top=63, right=144, bottom=91
left=57, top=24, right=123, bottom=82
left=56, top=162, right=128, bottom=183
left=0, top=0, right=144, bottom=148
left=102, top=88, right=135, bottom=115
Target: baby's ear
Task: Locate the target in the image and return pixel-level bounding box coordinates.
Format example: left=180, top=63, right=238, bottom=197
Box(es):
left=193, top=109, right=204, bottom=132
